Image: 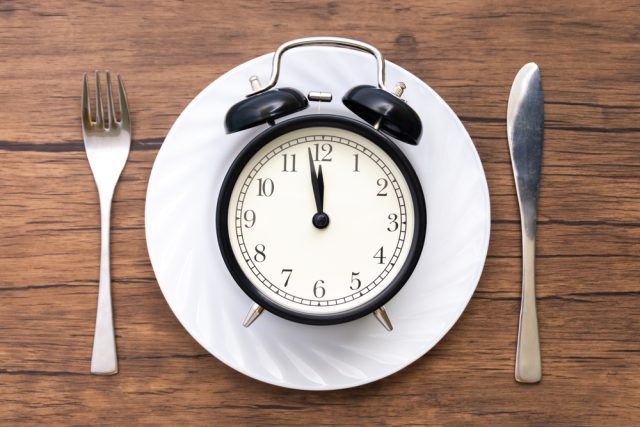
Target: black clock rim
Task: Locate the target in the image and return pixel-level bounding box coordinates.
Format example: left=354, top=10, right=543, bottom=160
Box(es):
left=216, top=114, right=427, bottom=326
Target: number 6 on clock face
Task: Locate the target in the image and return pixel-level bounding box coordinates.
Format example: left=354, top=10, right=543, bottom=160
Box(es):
left=217, top=115, right=426, bottom=325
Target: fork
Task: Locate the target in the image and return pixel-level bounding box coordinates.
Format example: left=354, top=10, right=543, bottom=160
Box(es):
left=81, top=71, right=131, bottom=375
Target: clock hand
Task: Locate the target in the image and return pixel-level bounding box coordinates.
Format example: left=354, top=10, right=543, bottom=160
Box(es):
left=308, top=148, right=323, bottom=213
left=307, top=147, right=330, bottom=229
left=317, top=164, right=325, bottom=212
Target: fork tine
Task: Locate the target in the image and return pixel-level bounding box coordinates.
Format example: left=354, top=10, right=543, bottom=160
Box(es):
left=105, top=71, right=116, bottom=127
left=94, top=71, right=104, bottom=128
left=117, top=75, right=130, bottom=128
left=81, top=73, right=92, bottom=130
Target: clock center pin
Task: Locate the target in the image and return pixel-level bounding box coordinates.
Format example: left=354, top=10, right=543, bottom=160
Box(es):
left=312, top=212, right=330, bottom=229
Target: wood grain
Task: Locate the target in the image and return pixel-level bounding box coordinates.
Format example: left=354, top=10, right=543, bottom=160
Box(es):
left=1, top=0, right=639, bottom=424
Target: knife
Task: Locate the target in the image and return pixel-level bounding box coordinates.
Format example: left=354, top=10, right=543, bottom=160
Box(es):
left=507, top=62, right=544, bottom=383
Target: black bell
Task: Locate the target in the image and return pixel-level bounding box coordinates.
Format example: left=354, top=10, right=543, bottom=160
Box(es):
left=225, top=88, right=308, bottom=134
left=343, top=85, right=422, bottom=145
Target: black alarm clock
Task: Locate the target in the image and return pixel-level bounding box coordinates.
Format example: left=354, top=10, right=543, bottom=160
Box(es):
left=216, top=37, right=426, bottom=331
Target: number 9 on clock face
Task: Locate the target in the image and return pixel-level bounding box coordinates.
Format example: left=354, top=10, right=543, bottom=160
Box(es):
left=217, top=115, right=426, bottom=325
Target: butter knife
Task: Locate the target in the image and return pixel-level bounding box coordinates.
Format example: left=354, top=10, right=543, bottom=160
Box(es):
left=507, top=62, right=543, bottom=383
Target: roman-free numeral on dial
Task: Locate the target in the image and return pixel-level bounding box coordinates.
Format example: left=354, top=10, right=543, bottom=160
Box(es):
left=387, top=213, right=398, bottom=232
left=313, top=279, right=326, bottom=298
left=312, top=143, right=333, bottom=162
left=243, top=209, right=256, bottom=228
left=376, top=178, right=388, bottom=196
left=374, top=246, right=386, bottom=264
left=253, top=244, right=266, bottom=262
left=257, top=178, right=274, bottom=197
left=281, top=268, right=293, bottom=287
left=350, top=272, right=361, bottom=290
left=282, top=153, right=297, bottom=172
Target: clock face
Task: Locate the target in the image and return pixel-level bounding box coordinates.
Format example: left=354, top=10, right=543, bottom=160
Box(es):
left=217, top=116, right=426, bottom=324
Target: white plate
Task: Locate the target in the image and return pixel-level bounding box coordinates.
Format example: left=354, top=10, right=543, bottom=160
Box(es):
left=145, top=47, right=491, bottom=390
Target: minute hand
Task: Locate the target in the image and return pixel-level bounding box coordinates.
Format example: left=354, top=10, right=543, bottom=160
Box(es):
left=308, top=148, right=324, bottom=213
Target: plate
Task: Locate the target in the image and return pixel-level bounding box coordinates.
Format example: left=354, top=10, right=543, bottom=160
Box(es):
left=145, top=46, right=490, bottom=390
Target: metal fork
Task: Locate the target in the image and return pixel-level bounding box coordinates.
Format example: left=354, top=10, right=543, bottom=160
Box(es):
left=81, top=71, right=131, bottom=375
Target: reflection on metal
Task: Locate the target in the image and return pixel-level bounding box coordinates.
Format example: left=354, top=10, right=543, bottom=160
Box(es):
left=507, top=62, right=544, bottom=384
left=373, top=306, right=393, bottom=331
left=243, top=303, right=264, bottom=328
left=249, top=75, right=262, bottom=92
left=248, top=36, right=388, bottom=96
left=392, top=82, right=406, bottom=98
left=308, top=91, right=333, bottom=102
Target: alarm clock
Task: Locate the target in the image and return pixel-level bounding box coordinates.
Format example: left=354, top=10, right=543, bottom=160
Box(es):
left=216, top=37, right=427, bottom=331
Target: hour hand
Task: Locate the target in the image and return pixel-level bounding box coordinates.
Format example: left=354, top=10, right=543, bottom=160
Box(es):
left=308, top=148, right=323, bottom=213
left=308, top=148, right=329, bottom=229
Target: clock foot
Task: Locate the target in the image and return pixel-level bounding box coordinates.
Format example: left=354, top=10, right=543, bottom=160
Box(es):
left=242, top=303, right=264, bottom=328
left=373, top=306, right=393, bottom=331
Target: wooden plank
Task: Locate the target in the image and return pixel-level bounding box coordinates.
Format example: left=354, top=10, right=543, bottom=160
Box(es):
left=0, top=0, right=638, bottom=424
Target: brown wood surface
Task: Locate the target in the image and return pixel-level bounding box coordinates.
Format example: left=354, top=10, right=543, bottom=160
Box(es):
left=1, top=0, right=639, bottom=424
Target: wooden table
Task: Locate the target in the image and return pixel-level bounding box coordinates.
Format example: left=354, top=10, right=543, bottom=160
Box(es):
left=1, top=1, right=638, bottom=424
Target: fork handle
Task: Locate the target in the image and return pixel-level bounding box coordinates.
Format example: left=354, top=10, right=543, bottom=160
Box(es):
left=515, top=231, right=541, bottom=383
left=90, top=193, right=118, bottom=375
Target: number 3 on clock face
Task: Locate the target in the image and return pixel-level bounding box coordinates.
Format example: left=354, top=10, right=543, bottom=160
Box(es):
left=217, top=115, right=427, bottom=325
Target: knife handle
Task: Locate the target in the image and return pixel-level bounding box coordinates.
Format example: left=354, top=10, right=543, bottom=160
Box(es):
left=515, top=231, right=541, bottom=383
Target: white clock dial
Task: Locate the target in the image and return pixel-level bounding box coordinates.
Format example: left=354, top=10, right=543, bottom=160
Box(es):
left=223, top=122, right=421, bottom=319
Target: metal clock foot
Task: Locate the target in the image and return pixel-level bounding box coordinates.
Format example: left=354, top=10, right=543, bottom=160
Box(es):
left=243, top=303, right=264, bottom=327
left=373, top=306, right=393, bottom=331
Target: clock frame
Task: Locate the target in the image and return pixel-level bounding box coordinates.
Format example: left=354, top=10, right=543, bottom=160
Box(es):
left=216, top=115, right=427, bottom=326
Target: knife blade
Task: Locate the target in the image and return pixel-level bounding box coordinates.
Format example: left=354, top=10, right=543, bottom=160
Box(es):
left=507, top=62, right=544, bottom=383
